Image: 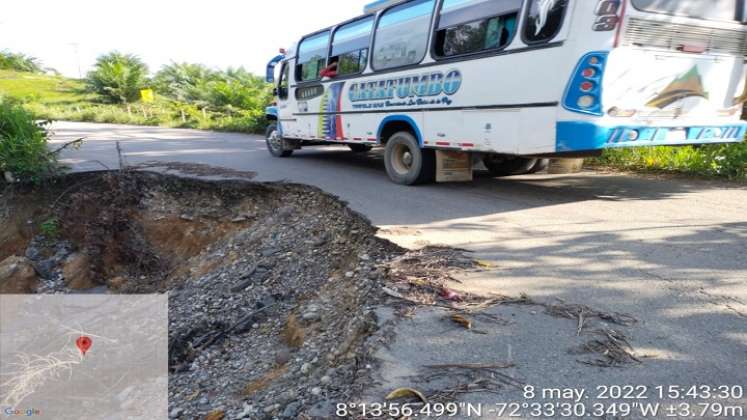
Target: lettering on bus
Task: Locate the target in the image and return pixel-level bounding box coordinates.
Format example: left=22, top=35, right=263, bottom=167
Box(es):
left=593, top=0, right=621, bottom=31
left=348, top=70, right=463, bottom=103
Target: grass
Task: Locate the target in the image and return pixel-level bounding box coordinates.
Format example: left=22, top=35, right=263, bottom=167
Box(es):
left=0, top=70, right=93, bottom=105
left=0, top=70, right=266, bottom=134
left=592, top=143, right=747, bottom=181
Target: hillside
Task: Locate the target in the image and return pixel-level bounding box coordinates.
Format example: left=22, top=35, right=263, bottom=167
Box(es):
left=0, top=70, right=92, bottom=105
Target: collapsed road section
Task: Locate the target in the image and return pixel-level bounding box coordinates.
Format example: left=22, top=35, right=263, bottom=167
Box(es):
left=0, top=170, right=642, bottom=419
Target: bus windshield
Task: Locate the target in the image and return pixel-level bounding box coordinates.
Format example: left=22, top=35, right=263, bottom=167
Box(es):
left=631, top=0, right=746, bottom=23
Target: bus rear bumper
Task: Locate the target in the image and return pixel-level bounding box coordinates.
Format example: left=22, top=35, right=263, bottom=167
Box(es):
left=556, top=121, right=747, bottom=153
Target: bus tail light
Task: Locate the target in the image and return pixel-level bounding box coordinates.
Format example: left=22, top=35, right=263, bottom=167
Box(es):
left=563, top=52, right=609, bottom=116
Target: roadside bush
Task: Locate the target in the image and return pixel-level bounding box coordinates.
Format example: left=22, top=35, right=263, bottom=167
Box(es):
left=596, top=143, right=747, bottom=180
left=0, top=97, right=56, bottom=182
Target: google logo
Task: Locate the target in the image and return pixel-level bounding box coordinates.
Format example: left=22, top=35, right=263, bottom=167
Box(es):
left=3, top=407, right=41, bottom=417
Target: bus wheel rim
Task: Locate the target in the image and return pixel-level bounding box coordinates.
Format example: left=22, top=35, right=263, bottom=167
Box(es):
left=392, top=143, right=414, bottom=175
left=268, top=129, right=281, bottom=152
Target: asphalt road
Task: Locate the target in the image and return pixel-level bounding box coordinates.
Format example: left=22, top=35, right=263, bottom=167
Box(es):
left=50, top=121, right=747, bottom=416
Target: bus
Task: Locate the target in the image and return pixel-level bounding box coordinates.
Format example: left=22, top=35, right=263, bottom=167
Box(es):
left=265, top=0, right=747, bottom=185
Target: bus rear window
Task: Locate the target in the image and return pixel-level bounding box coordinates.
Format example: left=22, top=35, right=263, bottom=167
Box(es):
left=632, top=0, right=745, bottom=23
left=523, top=0, right=569, bottom=44
left=434, top=0, right=522, bottom=58
left=297, top=31, right=330, bottom=82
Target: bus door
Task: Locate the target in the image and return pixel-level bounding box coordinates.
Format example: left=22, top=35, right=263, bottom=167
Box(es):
left=275, top=61, right=296, bottom=137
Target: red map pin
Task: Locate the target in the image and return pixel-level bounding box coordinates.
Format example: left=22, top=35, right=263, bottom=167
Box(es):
left=76, top=336, right=93, bottom=356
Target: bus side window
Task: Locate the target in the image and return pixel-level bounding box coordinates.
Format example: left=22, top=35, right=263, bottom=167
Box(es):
left=331, top=16, right=374, bottom=76
left=523, top=0, right=569, bottom=44
left=434, top=0, right=522, bottom=58
left=372, top=0, right=436, bottom=71
left=297, top=31, right=331, bottom=82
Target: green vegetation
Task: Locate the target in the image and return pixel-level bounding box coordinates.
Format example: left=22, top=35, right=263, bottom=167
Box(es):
left=0, top=97, right=57, bottom=182
left=87, top=52, right=149, bottom=104
left=594, top=143, right=747, bottom=180
left=0, top=51, right=273, bottom=134
left=40, top=217, right=61, bottom=239
left=0, top=50, right=44, bottom=73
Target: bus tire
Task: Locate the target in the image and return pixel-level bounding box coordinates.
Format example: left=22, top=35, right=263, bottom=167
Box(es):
left=483, top=155, right=537, bottom=177
left=265, top=123, right=293, bottom=158
left=528, top=158, right=550, bottom=174
left=384, top=132, right=435, bottom=185
left=348, top=144, right=372, bottom=153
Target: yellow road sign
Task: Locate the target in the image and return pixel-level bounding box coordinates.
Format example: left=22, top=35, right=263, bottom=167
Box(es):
left=140, top=89, right=154, bottom=103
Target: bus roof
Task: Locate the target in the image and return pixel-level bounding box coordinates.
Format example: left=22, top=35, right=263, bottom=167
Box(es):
left=363, top=0, right=402, bottom=14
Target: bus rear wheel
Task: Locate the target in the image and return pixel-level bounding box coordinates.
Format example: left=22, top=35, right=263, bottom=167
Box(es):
left=483, top=155, right=537, bottom=177
left=348, top=144, right=372, bottom=153
left=528, top=158, right=550, bottom=174
left=265, top=123, right=293, bottom=158
left=384, top=132, right=435, bottom=185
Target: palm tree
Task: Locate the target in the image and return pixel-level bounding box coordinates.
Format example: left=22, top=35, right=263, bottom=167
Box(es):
left=86, top=52, right=149, bottom=104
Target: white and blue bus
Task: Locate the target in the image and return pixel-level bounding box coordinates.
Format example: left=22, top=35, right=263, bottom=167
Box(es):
left=265, top=0, right=747, bottom=185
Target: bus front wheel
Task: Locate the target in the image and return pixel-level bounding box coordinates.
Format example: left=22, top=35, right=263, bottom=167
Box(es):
left=384, top=132, right=435, bottom=185
left=265, top=123, right=293, bottom=158
left=483, top=155, right=537, bottom=177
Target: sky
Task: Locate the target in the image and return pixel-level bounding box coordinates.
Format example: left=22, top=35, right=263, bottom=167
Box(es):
left=1, top=0, right=372, bottom=78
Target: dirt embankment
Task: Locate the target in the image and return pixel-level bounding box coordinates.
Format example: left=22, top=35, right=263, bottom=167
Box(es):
left=0, top=171, right=408, bottom=418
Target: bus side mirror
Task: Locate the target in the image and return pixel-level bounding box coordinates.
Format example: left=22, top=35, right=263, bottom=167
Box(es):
left=273, top=87, right=279, bottom=97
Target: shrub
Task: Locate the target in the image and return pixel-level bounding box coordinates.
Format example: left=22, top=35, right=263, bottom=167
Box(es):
left=87, top=52, right=149, bottom=104
left=0, top=97, right=56, bottom=182
left=597, top=143, right=747, bottom=180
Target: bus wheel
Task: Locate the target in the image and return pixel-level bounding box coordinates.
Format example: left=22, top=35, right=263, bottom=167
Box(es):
left=528, top=158, right=550, bottom=174
left=265, top=123, right=293, bottom=157
left=384, top=132, right=435, bottom=185
left=348, top=144, right=372, bottom=153
left=483, top=155, right=537, bottom=176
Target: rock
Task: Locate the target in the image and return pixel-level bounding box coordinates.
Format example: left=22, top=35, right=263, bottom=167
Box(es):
left=108, top=276, right=127, bottom=290
left=275, top=349, right=291, bottom=366
left=260, top=248, right=279, bottom=257
left=307, top=400, right=334, bottom=417
left=300, top=363, right=312, bottom=375
left=282, top=401, right=301, bottom=418
left=301, top=308, right=321, bottom=323
left=180, top=214, right=195, bottom=221
left=168, top=407, right=184, bottom=419
left=263, top=404, right=279, bottom=414
left=4, top=171, right=15, bottom=183
left=204, top=410, right=225, bottom=420
left=0, top=256, right=39, bottom=293
left=235, top=404, right=254, bottom=419
left=62, top=253, right=97, bottom=289
left=320, top=375, right=331, bottom=385
left=310, top=387, right=322, bottom=396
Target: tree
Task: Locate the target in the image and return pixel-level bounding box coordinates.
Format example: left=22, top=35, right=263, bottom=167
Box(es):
left=0, top=51, right=43, bottom=73
left=153, top=62, right=217, bottom=103
left=86, top=52, right=149, bottom=104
